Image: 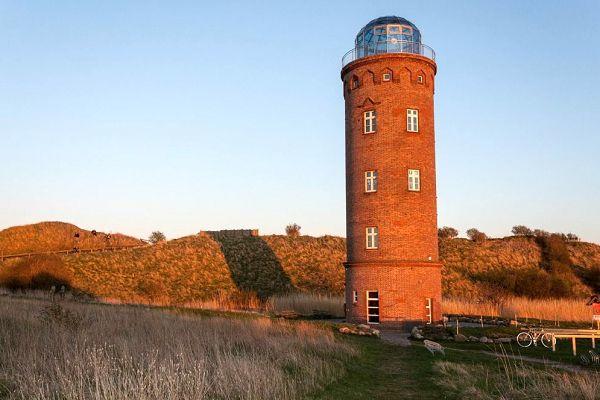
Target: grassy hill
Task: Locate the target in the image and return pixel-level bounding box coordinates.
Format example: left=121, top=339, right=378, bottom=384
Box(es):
left=1, top=222, right=599, bottom=302
left=0, top=221, right=144, bottom=255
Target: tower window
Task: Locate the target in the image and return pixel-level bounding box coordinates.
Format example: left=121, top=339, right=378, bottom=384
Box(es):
left=417, top=75, right=424, bottom=83
left=364, top=110, right=377, bottom=134
left=352, top=290, right=358, bottom=304
left=352, top=76, right=359, bottom=89
left=366, top=227, right=379, bottom=249
left=365, top=170, right=378, bottom=193
left=408, top=169, right=420, bottom=191
left=382, top=73, right=391, bottom=81
left=407, top=109, right=419, bottom=132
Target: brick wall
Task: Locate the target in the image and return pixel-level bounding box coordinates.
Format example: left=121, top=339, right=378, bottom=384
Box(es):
left=341, top=53, right=442, bottom=327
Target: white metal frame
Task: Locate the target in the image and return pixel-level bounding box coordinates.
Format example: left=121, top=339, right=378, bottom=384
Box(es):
left=365, top=170, right=378, bottom=193
left=364, top=110, right=376, bottom=134
left=367, top=291, right=380, bottom=324
left=425, top=298, right=433, bottom=324
left=366, top=227, right=378, bottom=249
left=408, top=169, right=420, bottom=191
left=407, top=109, right=419, bottom=132
left=382, top=73, right=391, bottom=81
left=352, top=290, right=358, bottom=304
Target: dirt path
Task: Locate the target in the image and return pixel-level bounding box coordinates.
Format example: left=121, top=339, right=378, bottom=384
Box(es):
left=379, top=330, right=412, bottom=347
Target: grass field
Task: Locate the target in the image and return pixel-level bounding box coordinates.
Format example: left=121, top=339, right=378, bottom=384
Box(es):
left=2, top=294, right=599, bottom=399
left=0, top=296, right=353, bottom=400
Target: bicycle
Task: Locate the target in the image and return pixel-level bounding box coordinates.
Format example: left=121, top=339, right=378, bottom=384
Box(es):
left=516, top=328, right=553, bottom=348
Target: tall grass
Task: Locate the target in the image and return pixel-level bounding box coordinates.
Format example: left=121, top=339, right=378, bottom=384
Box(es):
left=0, top=297, right=355, bottom=399
left=443, top=296, right=593, bottom=323
left=435, top=353, right=600, bottom=399
left=267, top=293, right=345, bottom=318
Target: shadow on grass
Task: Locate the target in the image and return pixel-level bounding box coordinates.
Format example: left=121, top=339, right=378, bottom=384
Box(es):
left=207, top=233, right=293, bottom=300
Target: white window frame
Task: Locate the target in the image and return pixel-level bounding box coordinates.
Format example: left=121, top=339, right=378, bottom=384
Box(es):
left=425, top=298, right=433, bottom=324
left=382, top=73, right=391, bottom=81
left=408, top=169, right=420, bottom=192
left=366, top=226, right=378, bottom=249
left=364, top=110, right=376, bottom=134
left=407, top=109, right=419, bottom=132
left=365, top=170, right=378, bottom=193
left=352, top=290, right=358, bottom=304
left=367, top=291, right=380, bottom=324
left=417, top=75, right=424, bottom=83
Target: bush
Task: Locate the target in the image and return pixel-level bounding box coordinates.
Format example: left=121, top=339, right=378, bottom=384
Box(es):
left=0, top=255, right=72, bottom=291
left=438, top=227, right=458, bottom=240
left=581, top=265, right=600, bottom=292
left=475, top=267, right=576, bottom=299
left=533, top=229, right=550, bottom=238
left=511, top=225, right=533, bottom=236
left=466, top=228, right=487, bottom=243
left=285, top=223, right=301, bottom=237
left=566, top=233, right=580, bottom=241
left=149, top=231, right=166, bottom=244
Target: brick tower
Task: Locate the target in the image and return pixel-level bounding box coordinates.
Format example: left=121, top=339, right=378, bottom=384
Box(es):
left=341, top=16, right=442, bottom=327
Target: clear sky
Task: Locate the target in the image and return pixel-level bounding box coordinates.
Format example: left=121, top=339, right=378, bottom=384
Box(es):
left=1, top=1, right=599, bottom=242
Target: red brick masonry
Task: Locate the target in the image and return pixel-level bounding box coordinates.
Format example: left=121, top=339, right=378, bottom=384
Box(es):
left=341, top=53, right=442, bottom=327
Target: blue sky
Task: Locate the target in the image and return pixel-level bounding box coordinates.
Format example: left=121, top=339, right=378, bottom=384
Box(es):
left=1, top=1, right=599, bottom=242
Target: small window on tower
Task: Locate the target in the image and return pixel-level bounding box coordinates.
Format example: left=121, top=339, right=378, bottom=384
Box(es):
left=408, top=169, right=420, bottom=191
left=366, top=227, right=379, bottom=249
left=352, top=290, right=358, bottom=304
left=407, top=109, right=419, bottom=132
left=365, top=170, right=378, bottom=193
left=417, top=75, right=424, bottom=84
left=364, top=110, right=377, bottom=134
left=382, top=73, right=391, bottom=81
left=352, top=76, right=359, bottom=89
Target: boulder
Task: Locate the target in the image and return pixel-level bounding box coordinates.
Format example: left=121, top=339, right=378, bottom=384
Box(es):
left=454, top=334, right=467, bottom=342
left=468, top=336, right=479, bottom=342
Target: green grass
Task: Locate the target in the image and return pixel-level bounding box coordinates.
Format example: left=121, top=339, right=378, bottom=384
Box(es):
left=311, top=335, right=511, bottom=400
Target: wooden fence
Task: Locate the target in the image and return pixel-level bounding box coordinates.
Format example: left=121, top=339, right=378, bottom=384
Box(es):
left=0, top=244, right=148, bottom=261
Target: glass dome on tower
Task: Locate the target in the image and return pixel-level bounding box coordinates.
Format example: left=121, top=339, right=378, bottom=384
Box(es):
left=342, top=16, right=435, bottom=67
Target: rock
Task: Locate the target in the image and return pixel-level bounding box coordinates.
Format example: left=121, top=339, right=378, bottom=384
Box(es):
left=497, top=338, right=512, bottom=343
left=339, top=327, right=351, bottom=334
left=479, top=336, right=489, bottom=343
left=371, top=329, right=380, bottom=337
left=357, top=324, right=370, bottom=331
left=454, top=334, right=467, bottom=342
left=468, top=336, right=479, bottom=342
left=510, top=320, right=519, bottom=326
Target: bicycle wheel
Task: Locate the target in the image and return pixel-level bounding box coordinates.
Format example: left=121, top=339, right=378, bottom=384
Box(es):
left=517, top=332, right=533, bottom=348
left=540, top=333, right=553, bottom=348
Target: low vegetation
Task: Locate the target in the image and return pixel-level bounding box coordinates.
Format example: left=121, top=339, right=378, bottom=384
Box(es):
left=0, top=254, right=73, bottom=292
left=0, top=296, right=355, bottom=400
left=435, top=357, right=600, bottom=399
left=267, top=293, right=345, bottom=318
left=443, top=296, right=593, bottom=323
left=0, top=221, right=143, bottom=255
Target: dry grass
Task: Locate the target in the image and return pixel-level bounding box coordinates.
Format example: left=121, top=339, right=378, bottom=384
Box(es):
left=0, top=221, right=143, bottom=255
left=435, top=355, right=600, bottom=399
left=443, top=296, right=594, bottom=323
left=0, top=296, right=355, bottom=399
left=267, top=293, right=345, bottom=318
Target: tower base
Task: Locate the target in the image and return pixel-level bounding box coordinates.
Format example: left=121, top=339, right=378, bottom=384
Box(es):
left=344, top=261, right=442, bottom=329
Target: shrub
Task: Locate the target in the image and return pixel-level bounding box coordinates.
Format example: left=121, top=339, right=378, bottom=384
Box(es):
left=285, top=223, right=301, bottom=237
left=148, top=231, right=166, bottom=244
left=466, top=228, right=487, bottom=243
left=438, top=226, right=458, bottom=240
left=581, top=265, right=600, bottom=292
left=533, top=229, right=550, bottom=238
left=474, top=267, right=576, bottom=299
left=566, top=233, right=580, bottom=241
left=511, top=225, right=533, bottom=236
left=0, top=255, right=72, bottom=291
